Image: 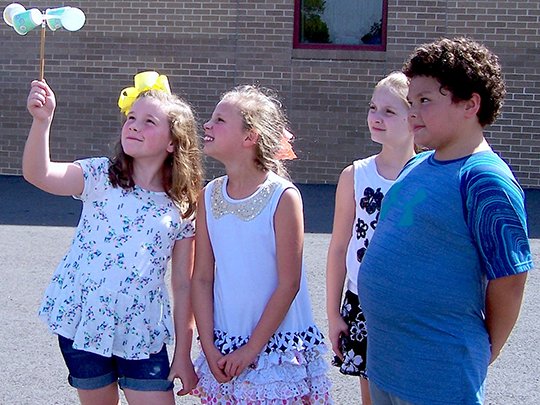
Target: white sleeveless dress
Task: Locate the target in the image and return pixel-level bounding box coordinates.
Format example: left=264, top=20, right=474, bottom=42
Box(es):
left=193, top=171, right=332, bottom=404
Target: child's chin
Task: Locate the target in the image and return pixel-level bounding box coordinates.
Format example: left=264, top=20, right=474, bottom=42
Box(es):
left=370, top=134, right=386, bottom=145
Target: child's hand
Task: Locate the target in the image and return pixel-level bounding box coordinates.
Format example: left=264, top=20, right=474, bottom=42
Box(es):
left=205, top=346, right=232, bottom=383
left=217, top=344, right=259, bottom=378
left=328, top=315, right=349, bottom=361
left=27, top=80, right=56, bottom=121
left=168, top=358, right=198, bottom=396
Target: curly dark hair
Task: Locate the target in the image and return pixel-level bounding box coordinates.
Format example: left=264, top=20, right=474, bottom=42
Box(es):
left=402, top=37, right=506, bottom=126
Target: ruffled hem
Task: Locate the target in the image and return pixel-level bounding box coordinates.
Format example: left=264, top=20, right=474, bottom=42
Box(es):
left=192, top=345, right=333, bottom=404
left=191, top=387, right=332, bottom=404
left=38, top=273, right=173, bottom=359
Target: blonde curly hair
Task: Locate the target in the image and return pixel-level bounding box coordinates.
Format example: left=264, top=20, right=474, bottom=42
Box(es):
left=221, top=85, right=292, bottom=178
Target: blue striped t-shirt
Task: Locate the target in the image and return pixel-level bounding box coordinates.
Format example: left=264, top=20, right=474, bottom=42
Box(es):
left=358, top=150, right=533, bottom=405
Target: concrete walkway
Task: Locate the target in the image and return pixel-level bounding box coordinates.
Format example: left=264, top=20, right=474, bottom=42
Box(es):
left=1, top=176, right=538, bottom=404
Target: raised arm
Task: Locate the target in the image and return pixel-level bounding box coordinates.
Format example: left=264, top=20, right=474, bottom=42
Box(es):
left=191, top=189, right=230, bottom=383
left=23, top=80, right=83, bottom=196
left=168, top=235, right=198, bottom=395
left=326, top=165, right=355, bottom=360
left=217, top=187, right=304, bottom=378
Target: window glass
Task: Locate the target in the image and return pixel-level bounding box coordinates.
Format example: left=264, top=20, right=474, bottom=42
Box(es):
left=295, top=0, right=387, bottom=50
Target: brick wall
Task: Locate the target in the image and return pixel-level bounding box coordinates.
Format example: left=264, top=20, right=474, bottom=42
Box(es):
left=1, top=0, right=539, bottom=187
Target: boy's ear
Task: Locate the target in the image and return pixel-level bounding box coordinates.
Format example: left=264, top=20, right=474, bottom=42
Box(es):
left=463, top=93, right=481, bottom=119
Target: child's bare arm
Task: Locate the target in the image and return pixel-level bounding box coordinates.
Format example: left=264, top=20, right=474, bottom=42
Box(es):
left=485, top=272, right=528, bottom=363
left=169, top=236, right=198, bottom=395
left=192, top=191, right=231, bottom=383
left=192, top=191, right=217, bottom=351
left=23, top=80, right=83, bottom=196
left=326, top=165, right=355, bottom=360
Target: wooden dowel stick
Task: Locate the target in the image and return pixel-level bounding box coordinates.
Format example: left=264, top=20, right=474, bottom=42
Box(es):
left=39, top=21, right=46, bottom=80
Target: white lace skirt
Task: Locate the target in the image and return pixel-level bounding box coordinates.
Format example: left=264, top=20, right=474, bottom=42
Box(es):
left=191, top=345, right=333, bottom=404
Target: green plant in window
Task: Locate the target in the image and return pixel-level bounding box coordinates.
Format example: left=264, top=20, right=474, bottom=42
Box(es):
left=361, top=19, right=382, bottom=45
left=302, top=0, right=330, bottom=43
left=303, top=0, right=326, bottom=14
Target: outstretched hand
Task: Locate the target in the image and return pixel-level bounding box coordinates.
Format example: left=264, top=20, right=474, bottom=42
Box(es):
left=27, top=80, right=56, bottom=121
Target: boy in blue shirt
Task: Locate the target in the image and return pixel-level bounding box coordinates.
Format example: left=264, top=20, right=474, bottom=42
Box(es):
left=358, top=37, right=533, bottom=405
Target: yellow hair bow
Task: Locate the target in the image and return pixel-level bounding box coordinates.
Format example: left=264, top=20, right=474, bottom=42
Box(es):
left=118, top=71, right=171, bottom=115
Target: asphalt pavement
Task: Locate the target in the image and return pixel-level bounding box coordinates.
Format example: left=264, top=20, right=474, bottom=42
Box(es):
left=0, top=175, right=538, bottom=404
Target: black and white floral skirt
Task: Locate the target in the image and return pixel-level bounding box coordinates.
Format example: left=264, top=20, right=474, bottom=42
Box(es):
left=331, top=290, right=368, bottom=378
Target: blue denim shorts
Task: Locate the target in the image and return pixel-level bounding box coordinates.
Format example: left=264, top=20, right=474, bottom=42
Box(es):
left=58, top=335, right=173, bottom=391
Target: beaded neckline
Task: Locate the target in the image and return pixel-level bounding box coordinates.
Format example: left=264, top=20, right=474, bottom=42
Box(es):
left=210, top=176, right=278, bottom=221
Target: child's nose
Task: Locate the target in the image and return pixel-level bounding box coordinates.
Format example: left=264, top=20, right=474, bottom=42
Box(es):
left=371, top=112, right=382, bottom=123
left=203, top=121, right=211, bottom=130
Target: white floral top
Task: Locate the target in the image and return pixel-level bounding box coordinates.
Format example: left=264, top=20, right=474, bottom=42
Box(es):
left=38, top=157, right=195, bottom=360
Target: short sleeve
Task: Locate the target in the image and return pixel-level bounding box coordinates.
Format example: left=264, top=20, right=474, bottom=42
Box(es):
left=73, top=157, right=111, bottom=201
left=177, top=215, right=195, bottom=240
left=461, top=157, right=533, bottom=280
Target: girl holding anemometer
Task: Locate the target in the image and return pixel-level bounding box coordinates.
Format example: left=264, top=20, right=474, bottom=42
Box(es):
left=23, top=72, right=202, bottom=404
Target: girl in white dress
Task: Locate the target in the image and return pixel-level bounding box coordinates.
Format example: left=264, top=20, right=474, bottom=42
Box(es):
left=23, top=73, right=202, bottom=404
left=192, top=85, right=332, bottom=404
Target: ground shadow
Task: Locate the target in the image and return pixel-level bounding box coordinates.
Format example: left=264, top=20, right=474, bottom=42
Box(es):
left=525, top=188, right=540, bottom=239
left=296, top=183, right=336, bottom=234
left=1, top=176, right=538, bottom=238
left=0, top=175, right=81, bottom=227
